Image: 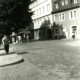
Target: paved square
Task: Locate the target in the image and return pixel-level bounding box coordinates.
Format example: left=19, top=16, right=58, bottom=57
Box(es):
left=0, top=40, right=80, bottom=80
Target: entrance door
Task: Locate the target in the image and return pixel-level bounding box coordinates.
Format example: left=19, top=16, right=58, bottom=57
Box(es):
left=72, top=26, right=77, bottom=39
left=34, top=30, right=39, bottom=40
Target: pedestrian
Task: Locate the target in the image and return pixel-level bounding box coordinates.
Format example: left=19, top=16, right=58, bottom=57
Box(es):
left=16, top=36, right=19, bottom=44
left=27, top=35, right=29, bottom=42
left=2, top=35, right=10, bottom=54
left=72, top=33, right=75, bottom=39
left=18, top=35, right=22, bottom=44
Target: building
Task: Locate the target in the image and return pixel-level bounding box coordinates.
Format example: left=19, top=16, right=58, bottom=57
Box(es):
left=30, top=0, right=80, bottom=40
left=52, top=0, right=80, bottom=39
left=29, top=0, right=53, bottom=40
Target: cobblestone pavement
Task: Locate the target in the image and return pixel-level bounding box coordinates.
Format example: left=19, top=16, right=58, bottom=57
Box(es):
left=0, top=40, right=80, bottom=80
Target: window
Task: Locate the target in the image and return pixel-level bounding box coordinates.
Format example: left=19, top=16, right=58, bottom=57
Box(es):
left=56, top=3, right=59, bottom=9
left=38, top=20, right=39, bottom=26
left=74, top=0, right=78, bottom=4
left=70, top=0, right=73, bottom=3
left=70, top=10, right=77, bottom=19
left=55, top=29, right=59, bottom=34
left=59, top=13, right=65, bottom=21
left=37, top=9, right=38, bottom=15
left=54, top=15, right=58, bottom=22
left=33, top=10, right=36, bottom=17
left=43, top=6, right=44, bottom=13
left=62, top=13, right=65, bottom=20
left=74, top=11, right=77, bottom=18
left=35, top=21, right=37, bottom=25
left=38, top=0, right=40, bottom=2
left=39, top=8, right=41, bottom=14
left=47, top=4, right=50, bottom=11
left=59, top=14, right=61, bottom=21
left=61, top=0, right=65, bottom=6
left=36, top=10, right=37, bottom=16
left=65, top=0, right=68, bottom=5
left=70, top=12, right=73, bottom=18
left=39, top=19, right=41, bottom=26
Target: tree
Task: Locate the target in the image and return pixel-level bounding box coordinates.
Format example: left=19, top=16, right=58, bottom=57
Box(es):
left=39, top=20, right=52, bottom=40
left=0, top=0, right=32, bottom=35
left=51, top=22, right=65, bottom=39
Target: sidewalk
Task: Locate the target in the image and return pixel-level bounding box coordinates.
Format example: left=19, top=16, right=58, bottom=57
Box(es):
left=0, top=53, right=23, bottom=67
left=0, top=45, right=23, bottom=67
left=66, top=40, right=80, bottom=46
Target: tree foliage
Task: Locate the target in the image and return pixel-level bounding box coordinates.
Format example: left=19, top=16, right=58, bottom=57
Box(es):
left=51, top=22, right=65, bottom=39
left=0, top=0, right=32, bottom=35
left=40, top=20, right=51, bottom=29
left=39, top=20, right=52, bottom=40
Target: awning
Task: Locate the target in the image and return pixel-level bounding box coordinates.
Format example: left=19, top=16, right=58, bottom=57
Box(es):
left=11, top=32, right=17, bottom=36
left=18, top=31, right=30, bottom=35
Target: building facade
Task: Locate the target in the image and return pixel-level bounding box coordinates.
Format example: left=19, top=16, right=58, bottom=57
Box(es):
left=29, top=0, right=53, bottom=40
left=30, top=0, right=80, bottom=40
left=52, top=0, right=80, bottom=39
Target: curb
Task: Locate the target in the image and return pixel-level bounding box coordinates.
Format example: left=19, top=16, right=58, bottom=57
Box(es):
left=0, top=53, right=23, bottom=67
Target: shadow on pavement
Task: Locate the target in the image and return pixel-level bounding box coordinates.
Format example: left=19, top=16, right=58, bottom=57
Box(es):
left=0, top=52, right=29, bottom=56
left=17, top=52, right=29, bottom=54
left=0, top=59, right=24, bottom=67
left=0, top=52, right=16, bottom=56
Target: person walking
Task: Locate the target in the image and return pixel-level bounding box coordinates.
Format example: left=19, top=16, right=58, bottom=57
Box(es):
left=18, top=35, right=22, bottom=44
left=2, top=35, right=10, bottom=54
left=27, top=35, right=29, bottom=42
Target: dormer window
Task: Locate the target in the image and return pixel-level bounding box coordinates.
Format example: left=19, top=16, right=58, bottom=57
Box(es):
left=61, top=0, right=65, bottom=6
left=39, top=8, right=41, bottom=14
left=70, top=0, right=73, bottom=3
left=56, top=3, right=59, bottom=9
left=74, top=0, right=78, bottom=4
left=47, top=4, right=50, bottom=11
left=65, top=0, right=68, bottom=5
left=43, top=6, right=44, bottom=13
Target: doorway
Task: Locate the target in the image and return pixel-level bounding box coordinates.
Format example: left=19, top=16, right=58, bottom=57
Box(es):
left=71, top=26, right=77, bottom=39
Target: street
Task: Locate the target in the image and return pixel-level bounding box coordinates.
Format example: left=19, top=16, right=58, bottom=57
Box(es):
left=0, top=40, right=80, bottom=80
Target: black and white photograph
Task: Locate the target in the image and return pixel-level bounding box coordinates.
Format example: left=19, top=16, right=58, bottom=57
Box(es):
left=0, top=0, right=80, bottom=80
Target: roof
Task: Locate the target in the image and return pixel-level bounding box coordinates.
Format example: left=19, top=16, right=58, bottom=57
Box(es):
left=54, top=0, right=62, bottom=3
left=31, top=0, right=36, bottom=3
